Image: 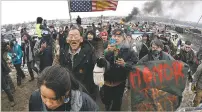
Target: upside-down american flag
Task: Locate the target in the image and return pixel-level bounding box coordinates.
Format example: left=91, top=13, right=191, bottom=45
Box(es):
left=70, top=0, right=118, bottom=12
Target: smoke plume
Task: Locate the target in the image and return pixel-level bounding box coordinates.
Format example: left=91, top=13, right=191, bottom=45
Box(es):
left=125, top=7, right=139, bottom=22
left=143, top=0, right=163, bottom=16
left=166, top=1, right=197, bottom=20
left=141, top=0, right=198, bottom=21
left=124, top=0, right=200, bottom=23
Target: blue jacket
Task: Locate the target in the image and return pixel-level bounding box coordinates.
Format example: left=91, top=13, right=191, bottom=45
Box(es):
left=8, top=44, right=23, bottom=64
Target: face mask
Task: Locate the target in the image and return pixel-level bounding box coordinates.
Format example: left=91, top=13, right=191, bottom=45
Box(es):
left=24, top=39, right=28, bottom=43
left=151, top=50, right=161, bottom=60
left=142, top=39, right=147, bottom=43
left=87, top=35, right=93, bottom=40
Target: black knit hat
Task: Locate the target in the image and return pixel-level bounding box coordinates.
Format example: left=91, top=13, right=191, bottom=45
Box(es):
left=36, top=17, right=43, bottom=24
left=113, top=28, right=124, bottom=36
left=185, top=40, right=191, bottom=45
left=151, top=39, right=164, bottom=49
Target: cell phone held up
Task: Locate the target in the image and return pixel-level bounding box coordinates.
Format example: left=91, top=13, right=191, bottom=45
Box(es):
left=114, top=47, right=121, bottom=63
left=109, top=38, right=116, bottom=46
left=109, top=38, right=121, bottom=62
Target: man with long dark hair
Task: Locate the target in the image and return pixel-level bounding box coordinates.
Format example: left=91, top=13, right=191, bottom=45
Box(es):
left=22, top=33, right=35, bottom=81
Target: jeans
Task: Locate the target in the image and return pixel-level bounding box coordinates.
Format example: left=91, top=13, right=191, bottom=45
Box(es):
left=14, top=63, right=25, bottom=86
left=27, top=61, right=34, bottom=79
left=100, top=82, right=126, bottom=111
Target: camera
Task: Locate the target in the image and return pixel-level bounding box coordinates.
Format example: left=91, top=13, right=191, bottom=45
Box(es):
left=12, top=53, right=17, bottom=58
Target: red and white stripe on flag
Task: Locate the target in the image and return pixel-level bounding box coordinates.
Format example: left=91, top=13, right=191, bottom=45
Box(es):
left=92, top=0, right=118, bottom=12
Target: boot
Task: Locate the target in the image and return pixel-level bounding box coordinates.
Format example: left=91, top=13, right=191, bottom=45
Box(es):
left=105, top=105, right=111, bottom=111
left=11, top=88, right=16, bottom=94
left=29, top=72, right=35, bottom=82
left=29, top=77, right=35, bottom=82
left=17, top=76, right=21, bottom=86
left=21, top=76, right=26, bottom=79
left=32, top=67, right=39, bottom=75
left=17, top=82, right=21, bottom=86
left=10, top=101, right=16, bottom=107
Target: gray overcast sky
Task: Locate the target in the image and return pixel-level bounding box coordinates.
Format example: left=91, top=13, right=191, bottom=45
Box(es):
left=1, top=1, right=202, bottom=25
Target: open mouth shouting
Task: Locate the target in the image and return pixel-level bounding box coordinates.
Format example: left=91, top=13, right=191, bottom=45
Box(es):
left=70, top=41, right=80, bottom=50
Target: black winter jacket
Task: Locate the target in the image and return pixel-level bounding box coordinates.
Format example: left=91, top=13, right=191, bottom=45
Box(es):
left=138, top=51, right=175, bottom=64
left=2, top=55, right=11, bottom=74
left=29, top=90, right=98, bottom=111
left=59, top=41, right=97, bottom=92
left=23, top=40, right=35, bottom=64
left=104, top=47, right=138, bottom=82
left=58, top=32, right=66, bottom=49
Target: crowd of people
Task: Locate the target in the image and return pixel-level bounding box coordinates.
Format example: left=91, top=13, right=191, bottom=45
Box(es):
left=1, top=16, right=202, bottom=111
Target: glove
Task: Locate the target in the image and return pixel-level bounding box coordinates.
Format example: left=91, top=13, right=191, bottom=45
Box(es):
left=93, top=64, right=105, bottom=89
left=191, top=83, right=196, bottom=92
left=97, top=58, right=107, bottom=68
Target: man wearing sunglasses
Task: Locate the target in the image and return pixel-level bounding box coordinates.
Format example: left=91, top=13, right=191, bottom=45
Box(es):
left=53, top=25, right=106, bottom=101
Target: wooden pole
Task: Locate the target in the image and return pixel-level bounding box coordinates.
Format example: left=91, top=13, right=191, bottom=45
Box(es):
left=194, top=15, right=202, bottom=29
left=68, top=0, right=72, bottom=24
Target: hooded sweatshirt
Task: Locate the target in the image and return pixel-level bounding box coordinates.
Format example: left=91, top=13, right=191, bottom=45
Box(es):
left=29, top=89, right=98, bottom=111
left=85, top=30, right=96, bottom=41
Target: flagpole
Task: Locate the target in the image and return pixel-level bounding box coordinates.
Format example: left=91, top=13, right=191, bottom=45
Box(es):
left=68, top=0, right=72, bottom=24
left=194, top=15, right=202, bottom=29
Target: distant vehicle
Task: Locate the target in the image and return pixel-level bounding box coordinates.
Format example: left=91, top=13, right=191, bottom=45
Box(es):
left=131, top=31, right=154, bottom=41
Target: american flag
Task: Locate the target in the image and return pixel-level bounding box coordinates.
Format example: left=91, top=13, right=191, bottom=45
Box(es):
left=70, top=0, right=118, bottom=12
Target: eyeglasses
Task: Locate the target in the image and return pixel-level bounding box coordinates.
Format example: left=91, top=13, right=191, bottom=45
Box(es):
left=68, top=34, right=80, bottom=39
